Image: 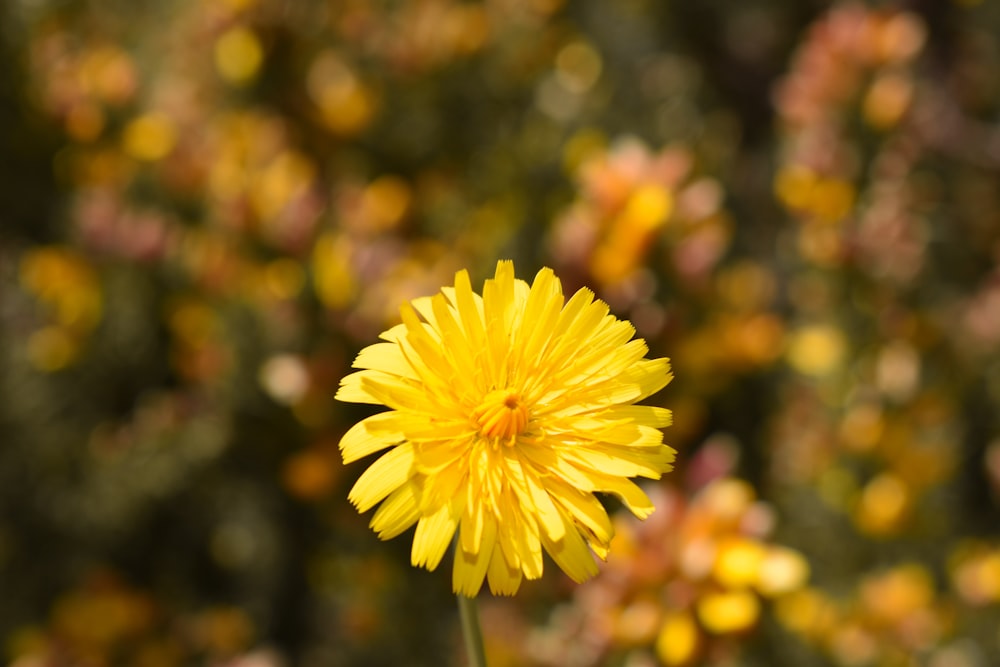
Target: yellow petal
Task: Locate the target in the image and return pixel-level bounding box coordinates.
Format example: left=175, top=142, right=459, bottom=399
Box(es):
left=624, top=357, right=673, bottom=401
left=547, top=477, right=614, bottom=547
left=586, top=472, right=656, bottom=518
left=487, top=543, right=524, bottom=596
left=546, top=288, right=605, bottom=361
left=561, top=316, right=635, bottom=376
left=412, top=436, right=475, bottom=474
left=496, top=490, right=544, bottom=578
left=602, top=405, right=673, bottom=428
left=370, top=481, right=421, bottom=538
left=453, top=513, right=497, bottom=596
left=604, top=423, right=669, bottom=448
left=461, top=491, right=486, bottom=555
left=540, top=509, right=598, bottom=583
left=335, top=370, right=383, bottom=404
left=360, top=373, right=441, bottom=414
left=392, top=416, right=472, bottom=443
left=540, top=380, right=643, bottom=415
left=347, top=443, right=414, bottom=513
left=515, top=267, right=563, bottom=369
left=562, top=419, right=663, bottom=447
left=399, top=302, right=453, bottom=382
left=448, top=270, right=486, bottom=352
left=598, top=338, right=651, bottom=378
left=430, top=293, right=480, bottom=396
left=636, top=424, right=672, bottom=446
left=482, top=270, right=514, bottom=387
left=589, top=539, right=610, bottom=560
left=396, top=337, right=457, bottom=401
left=518, top=443, right=599, bottom=491
left=416, top=461, right=467, bottom=515
left=542, top=316, right=634, bottom=390
left=412, top=501, right=460, bottom=570
left=339, top=411, right=402, bottom=463
left=565, top=443, right=675, bottom=479
left=352, top=342, right=417, bottom=379
left=378, top=322, right=407, bottom=343
left=514, top=459, right=566, bottom=543
left=409, top=295, right=440, bottom=332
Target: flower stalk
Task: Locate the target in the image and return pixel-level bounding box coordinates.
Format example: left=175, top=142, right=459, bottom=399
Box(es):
left=457, top=593, right=488, bottom=667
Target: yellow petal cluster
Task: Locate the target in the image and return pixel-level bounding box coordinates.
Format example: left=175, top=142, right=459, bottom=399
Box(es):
left=336, top=260, right=675, bottom=595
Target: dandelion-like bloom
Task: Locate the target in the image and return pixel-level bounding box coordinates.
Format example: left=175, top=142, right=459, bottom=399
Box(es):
left=336, top=260, right=675, bottom=595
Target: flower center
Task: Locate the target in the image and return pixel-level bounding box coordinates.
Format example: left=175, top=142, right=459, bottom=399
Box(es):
left=472, top=388, right=529, bottom=441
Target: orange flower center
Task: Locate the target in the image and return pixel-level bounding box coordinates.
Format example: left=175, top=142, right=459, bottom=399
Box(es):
left=473, top=389, right=529, bottom=441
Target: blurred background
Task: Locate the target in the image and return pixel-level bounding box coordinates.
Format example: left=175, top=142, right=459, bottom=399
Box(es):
left=3, top=0, right=1000, bottom=665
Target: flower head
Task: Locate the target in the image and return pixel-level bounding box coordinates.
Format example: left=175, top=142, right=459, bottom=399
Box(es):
left=336, top=260, right=675, bottom=595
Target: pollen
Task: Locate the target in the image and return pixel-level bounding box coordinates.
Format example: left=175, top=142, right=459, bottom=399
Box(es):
left=472, top=388, right=530, bottom=441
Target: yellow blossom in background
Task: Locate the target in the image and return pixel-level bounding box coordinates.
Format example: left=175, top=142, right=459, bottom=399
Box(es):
left=756, top=546, right=811, bottom=597
left=19, top=246, right=103, bottom=371
left=215, top=26, right=264, bottom=85
left=786, top=324, right=847, bottom=377
left=696, top=589, right=761, bottom=634
left=122, top=112, right=177, bottom=162
left=336, top=260, right=675, bottom=595
left=656, top=610, right=700, bottom=666
left=307, top=51, right=378, bottom=136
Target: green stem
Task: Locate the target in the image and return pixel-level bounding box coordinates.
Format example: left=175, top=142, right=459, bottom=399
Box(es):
left=457, top=593, right=488, bottom=667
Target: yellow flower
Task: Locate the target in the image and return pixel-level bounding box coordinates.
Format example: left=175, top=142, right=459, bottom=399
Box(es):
left=336, top=260, right=675, bottom=595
